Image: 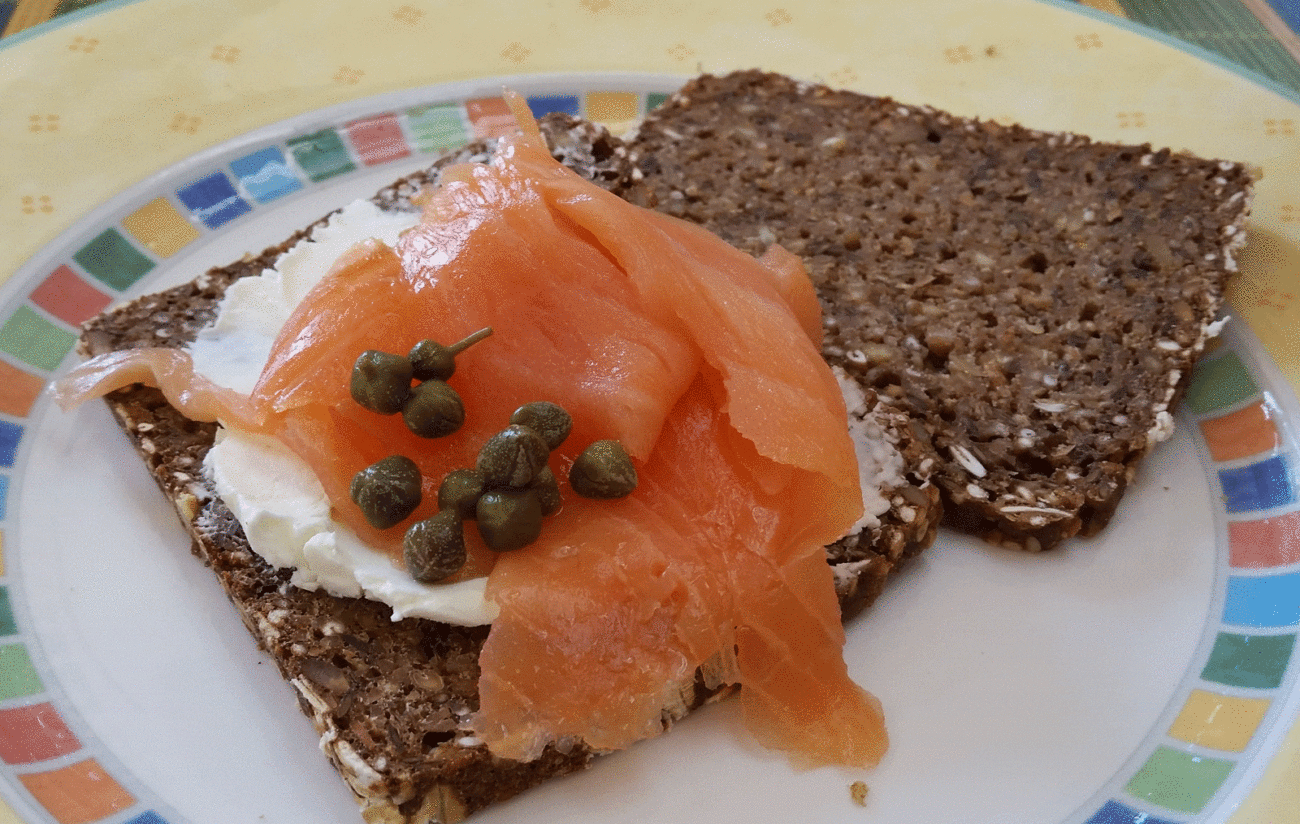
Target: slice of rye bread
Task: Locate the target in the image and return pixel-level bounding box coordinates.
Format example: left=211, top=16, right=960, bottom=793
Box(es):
left=613, top=70, right=1255, bottom=551
left=77, top=115, right=942, bottom=824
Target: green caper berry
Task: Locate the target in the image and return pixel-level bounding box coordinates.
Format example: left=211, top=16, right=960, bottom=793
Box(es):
left=437, top=468, right=486, bottom=520
left=569, top=439, right=637, bottom=499
left=409, top=327, right=494, bottom=381
left=350, top=455, right=422, bottom=530
left=403, top=510, right=468, bottom=583
left=528, top=465, right=563, bottom=516
left=402, top=380, right=465, bottom=438
left=476, top=424, right=551, bottom=487
left=509, top=401, right=573, bottom=450
left=476, top=488, right=544, bottom=552
left=350, top=350, right=413, bottom=415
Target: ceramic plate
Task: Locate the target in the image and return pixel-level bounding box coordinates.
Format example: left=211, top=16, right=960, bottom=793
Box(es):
left=3, top=2, right=1300, bottom=824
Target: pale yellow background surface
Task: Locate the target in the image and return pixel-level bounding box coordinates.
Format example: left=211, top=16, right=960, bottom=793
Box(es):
left=3, top=0, right=1300, bottom=821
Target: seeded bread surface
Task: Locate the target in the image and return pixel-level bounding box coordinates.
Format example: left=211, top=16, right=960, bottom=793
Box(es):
left=616, top=70, right=1254, bottom=550
left=80, top=114, right=941, bottom=823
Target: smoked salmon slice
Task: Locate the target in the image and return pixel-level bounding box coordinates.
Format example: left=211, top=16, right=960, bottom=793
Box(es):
left=56, top=91, right=887, bottom=768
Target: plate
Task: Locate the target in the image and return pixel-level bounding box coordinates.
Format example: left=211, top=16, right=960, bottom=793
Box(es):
left=3, top=2, right=1300, bottom=823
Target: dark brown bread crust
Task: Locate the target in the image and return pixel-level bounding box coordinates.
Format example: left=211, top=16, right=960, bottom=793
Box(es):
left=616, top=70, right=1253, bottom=550
left=79, top=113, right=940, bottom=822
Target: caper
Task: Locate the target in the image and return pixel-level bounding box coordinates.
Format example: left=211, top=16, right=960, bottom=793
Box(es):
left=403, top=380, right=465, bottom=438
left=437, top=468, right=487, bottom=520
left=350, top=350, right=413, bottom=415
left=476, top=488, right=544, bottom=551
left=528, top=465, right=563, bottom=516
left=476, top=424, right=551, bottom=487
left=509, top=401, right=573, bottom=450
left=404, top=510, right=468, bottom=583
left=409, top=327, right=494, bottom=381
left=569, top=439, right=637, bottom=499
left=350, top=455, right=422, bottom=529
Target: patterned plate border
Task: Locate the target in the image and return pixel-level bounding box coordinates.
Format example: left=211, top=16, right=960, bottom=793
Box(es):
left=1060, top=325, right=1300, bottom=824
left=0, top=75, right=1298, bottom=824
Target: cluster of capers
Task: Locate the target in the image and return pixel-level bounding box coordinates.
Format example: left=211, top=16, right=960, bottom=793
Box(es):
left=346, top=329, right=640, bottom=584
left=349, top=327, right=494, bottom=438
left=402, top=403, right=640, bottom=583
left=402, top=402, right=571, bottom=582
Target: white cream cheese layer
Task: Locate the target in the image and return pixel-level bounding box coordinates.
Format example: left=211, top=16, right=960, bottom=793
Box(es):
left=833, top=366, right=907, bottom=536
left=207, top=428, right=496, bottom=625
left=191, top=200, right=497, bottom=626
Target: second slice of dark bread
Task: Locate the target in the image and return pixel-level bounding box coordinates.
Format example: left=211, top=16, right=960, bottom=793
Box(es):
left=614, top=70, right=1254, bottom=550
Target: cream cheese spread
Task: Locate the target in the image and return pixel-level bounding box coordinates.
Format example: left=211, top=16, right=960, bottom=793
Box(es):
left=833, top=366, right=906, bottom=536
left=207, top=428, right=496, bottom=625
left=190, top=198, right=900, bottom=626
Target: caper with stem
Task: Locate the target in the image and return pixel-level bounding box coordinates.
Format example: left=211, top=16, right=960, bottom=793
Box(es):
left=403, top=380, right=465, bottom=438
left=476, top=488, right=544, bottom=551
left=409, top=327, right=494, bottom=382
left=404, top=510, right=468, bottom=583
left=350, top=455, right=423, bottom=530
left=569, top=439, right=638, bottom=499
left=509, top=401, right=573, bottom=451
left=350, top=350, right=413, bottom=415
